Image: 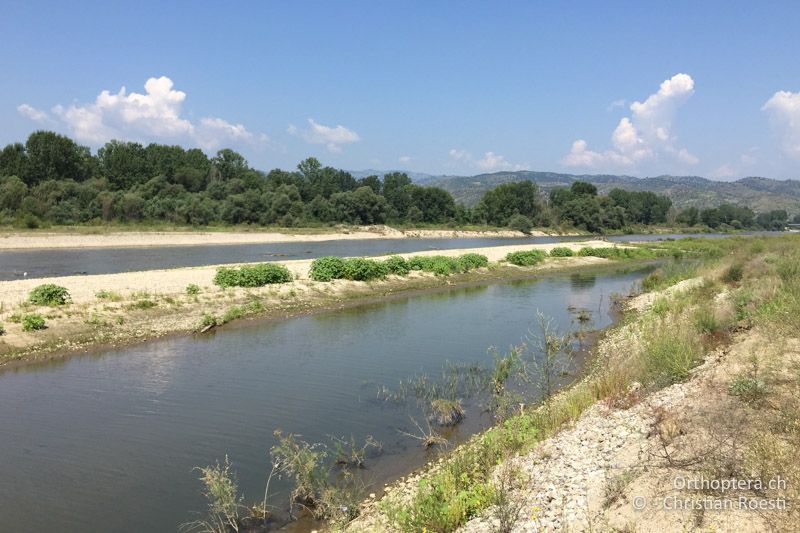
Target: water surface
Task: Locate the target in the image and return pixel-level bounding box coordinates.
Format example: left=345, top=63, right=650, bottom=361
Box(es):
left=0, top=231, right=775, bottom=280
left=0, top=266, right=651, bottom=532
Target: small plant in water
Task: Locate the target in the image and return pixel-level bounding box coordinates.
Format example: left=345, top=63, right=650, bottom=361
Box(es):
left=181, top=456, right=243, bottom=533
left=430, top=398, right=465, bottom=426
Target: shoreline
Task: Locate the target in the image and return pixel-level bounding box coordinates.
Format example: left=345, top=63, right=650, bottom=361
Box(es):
left=0, top=240, right=618, bottom=369
left=0, top=226, right=565, bottom=250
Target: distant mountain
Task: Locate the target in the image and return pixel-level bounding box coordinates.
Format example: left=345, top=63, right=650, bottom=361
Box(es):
left=348, top=169, right=442, bottom=183
left=418, top=171, right=800, bottom=214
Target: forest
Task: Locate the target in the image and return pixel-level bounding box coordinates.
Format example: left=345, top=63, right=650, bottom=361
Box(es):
left=0, top=131, right=792, bottom=232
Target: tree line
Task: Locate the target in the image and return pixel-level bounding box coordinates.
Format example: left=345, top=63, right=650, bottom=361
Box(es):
left=0, top=131, right=793, bottom=232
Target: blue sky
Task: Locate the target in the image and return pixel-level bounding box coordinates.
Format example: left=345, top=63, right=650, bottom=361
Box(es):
left=2, top=1, right=800, bottom=180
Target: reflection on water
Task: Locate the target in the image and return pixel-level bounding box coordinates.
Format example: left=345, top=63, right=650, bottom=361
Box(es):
left=0, top=266, right=654, bottom=532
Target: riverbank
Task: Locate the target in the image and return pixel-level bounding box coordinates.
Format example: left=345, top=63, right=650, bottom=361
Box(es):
left=0, top=225, right=574, bottom=250
left=345, top=234, right=800, bottom=532
left=0, top=240, right=617, bottom=367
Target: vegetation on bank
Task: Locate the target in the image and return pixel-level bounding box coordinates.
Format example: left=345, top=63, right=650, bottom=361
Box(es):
left=180, top=233, right=799, bottom=532
left=2, top=131, right=792, bottom=234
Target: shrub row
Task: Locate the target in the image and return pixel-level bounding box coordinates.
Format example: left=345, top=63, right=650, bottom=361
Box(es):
left=309, top=253, right=489, bottom=282
left=577, top=246, right=656, bottom=260
left=505, top=250, right=547, bottom=266
left=213, top=263, right=293, bottom=287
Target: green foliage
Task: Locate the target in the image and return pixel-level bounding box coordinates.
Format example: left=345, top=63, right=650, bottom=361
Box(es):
left=384, top=255, right=410, bottom=276
left=183, top=456, right=243, bottom=533
left=309, top=256, right=346, bottom=282
left=506, top=213, right=533, bottom=234
left=341, top=258, right=389, bottom=281
left=95, top=289, right=121, bottom=301
left=213, top=263, right=292, bottom=287
left=641, top=322, right=702, bottom=386
left=21, top=313, right=46, bottom=331
left=198, top=313, right=218, bottom=330
left=722, top=263, right=744, bottom=283
left=456, top=253, right=489, bottom=270
left=505, top=249, right=547, bottom=266
left=0, top=323, right=5, bottom=336
left=548, top=246, right=574, bottom=257
left=28, top=284, right=71, bottom=306
left=577, top=246, right=656, bottom=260
left=186, top=283, right=201, bottom=296
left=728, top=375, right=768, bottom=404
left=694, top=306, right=721, bottom=333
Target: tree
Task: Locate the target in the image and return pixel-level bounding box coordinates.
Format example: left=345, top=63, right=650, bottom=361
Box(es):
left=24, top=131, right=92, bottom=185
left=477, top=181, right=540, bottom=226
left=570, top=181, right=597, bottom=196
left=676, top=207, right=699, bottom=226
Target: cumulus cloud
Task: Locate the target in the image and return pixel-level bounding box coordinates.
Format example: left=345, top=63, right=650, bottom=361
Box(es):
left=288, top=118, right=360, bottom=153
left=17, top=103, right=48, bottom=122
left=563, top=73, right=698, bottom=171
left=763, top=90, right=800, bottom=159
left=17, top=76, right=267, bottom=150
left=448, top=148, right=527, bottom=172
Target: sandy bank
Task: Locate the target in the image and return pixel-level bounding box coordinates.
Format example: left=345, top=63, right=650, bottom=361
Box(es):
left=0, top=240, right=613, bottom=365
left=0, top=240, right=608, bottom=305
left=0, top=226, right=565, bottom=250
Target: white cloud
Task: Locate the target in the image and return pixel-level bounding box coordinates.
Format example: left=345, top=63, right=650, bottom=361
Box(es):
left=563, top=73, right=698, bottom=171
left=763, top=90, right=800, bottom=159
left=288, top=118, right=360, bottom=153
left=18, top=76, right=266, bottom=150
left=398, top=155, right=411, bottom=164
left=448, top=148, right=527, bottom=172
left=17, top=103, right=48, bottom=122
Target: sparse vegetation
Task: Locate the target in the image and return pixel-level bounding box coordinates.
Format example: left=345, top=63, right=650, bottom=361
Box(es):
left=21, top=313, right=46, bottom=331
left=186, top=283, right=201, bottom=296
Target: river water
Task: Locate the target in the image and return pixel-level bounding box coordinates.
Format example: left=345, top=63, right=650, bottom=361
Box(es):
left=0, top=231, right=775, bottom=281
left=0, top=265, right=652, bottom=532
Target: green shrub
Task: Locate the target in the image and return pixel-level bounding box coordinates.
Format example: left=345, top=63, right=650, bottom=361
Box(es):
left=507, top=213, right=533, bottom=234
left=213, top=263, right=293, bottom=287
left=22, top=313, right=46, bottom=331
left=578, top=246, right=655, bottom=260
left=342, top=258, right=389, bottom=281
left=384, top=256, right=410, bottom=276
left=456, top=253, right=489, bottom=271
left=549, top=247, right=574, bottom=257
left=28, top=284, right=71, bottom=306
left=506, top=250, right=547, bottom=266
left=186, top=283, right=201, bottom=296
left=309, top=256, right=347, bottom=282
left=408, top=256, right=458, bottom=275
left=0, top=323, right=5, bottom=336
left=721, top=263, right=744, bottom=283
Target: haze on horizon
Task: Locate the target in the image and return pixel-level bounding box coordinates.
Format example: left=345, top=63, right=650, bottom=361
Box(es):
left=2, top=0, right=800, bottom=181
